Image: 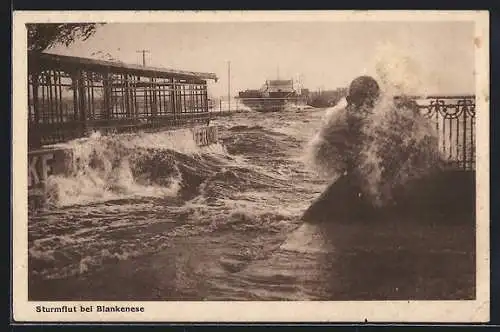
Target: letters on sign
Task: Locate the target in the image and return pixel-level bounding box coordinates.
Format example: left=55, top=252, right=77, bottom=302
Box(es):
left=28, top=153, right=54, bottom=188
left=192, top=126, right=218, bottom=146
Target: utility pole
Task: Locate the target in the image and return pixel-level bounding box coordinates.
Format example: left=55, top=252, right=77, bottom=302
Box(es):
left=136, top=49, right=150, bottom=66
left=227, top=60, right=231, bottom=112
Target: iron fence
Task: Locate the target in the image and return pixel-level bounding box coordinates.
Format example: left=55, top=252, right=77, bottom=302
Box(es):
left=398, top=95, right=476, bottom=171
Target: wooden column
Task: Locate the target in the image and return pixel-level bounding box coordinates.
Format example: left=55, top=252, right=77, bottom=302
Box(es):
left=103, top=71, right=111, bottom=127
left=76, top=70, right=87, bottom=133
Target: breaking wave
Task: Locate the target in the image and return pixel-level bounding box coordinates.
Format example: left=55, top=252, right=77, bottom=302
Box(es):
left=357, top=96, right=443, bottom=206
left=29, top=123, right=318, bottom=281
left=43, top=130, right=227, bottom=207
left=306, top=95, right=443, bottom=207
left=305, top=45, right=445, bottom=207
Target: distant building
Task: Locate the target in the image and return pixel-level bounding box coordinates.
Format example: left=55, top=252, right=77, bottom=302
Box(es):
left=237, top=78, right=307, bottom=112
left=265, top=80, right=295, bottom=93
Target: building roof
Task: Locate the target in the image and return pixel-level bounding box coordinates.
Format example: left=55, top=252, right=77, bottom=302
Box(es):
left=29, top=52, right=218, bottom=82
left=267, top=79, right=293, bottom=86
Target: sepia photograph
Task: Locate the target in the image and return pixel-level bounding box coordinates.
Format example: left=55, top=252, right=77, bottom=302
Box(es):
left=12, top=10, right=489, bottom=322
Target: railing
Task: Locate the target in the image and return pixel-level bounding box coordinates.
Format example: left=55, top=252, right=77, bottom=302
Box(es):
left=397, top=95, right=476, bottom=171
left=28, top=52, right=215, bottom=148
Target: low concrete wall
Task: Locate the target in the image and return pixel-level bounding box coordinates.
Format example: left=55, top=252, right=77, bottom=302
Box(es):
left=302, top=170, right=476, bottom=224
left=28, top=125, right=219, bottom=208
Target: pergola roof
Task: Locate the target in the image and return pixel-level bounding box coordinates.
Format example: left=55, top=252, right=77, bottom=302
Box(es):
left=29, top=52, right=218, bottom=82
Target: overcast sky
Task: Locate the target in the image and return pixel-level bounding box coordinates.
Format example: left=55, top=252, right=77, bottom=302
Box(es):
left=46, top=21, right=475, bottom=97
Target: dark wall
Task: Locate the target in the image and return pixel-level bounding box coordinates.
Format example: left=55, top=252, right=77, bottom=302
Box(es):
left=302, top=170, right=476, bottom=224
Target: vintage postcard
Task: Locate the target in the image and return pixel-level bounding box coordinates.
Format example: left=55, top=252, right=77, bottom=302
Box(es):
left=12, top=10, right=490, bottom=323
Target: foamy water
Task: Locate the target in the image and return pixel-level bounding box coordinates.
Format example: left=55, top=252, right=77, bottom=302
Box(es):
left=29, top=111, right=326, bottom=290
left=29, top=104, right=473, bottom=301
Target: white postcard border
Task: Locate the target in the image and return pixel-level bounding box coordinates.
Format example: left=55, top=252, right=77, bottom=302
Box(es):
left=12, top=10, right=490, bottom=323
